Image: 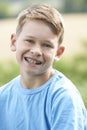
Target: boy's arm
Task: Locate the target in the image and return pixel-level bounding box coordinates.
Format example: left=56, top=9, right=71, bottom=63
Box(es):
left=51, top=90, right=87, bottom=130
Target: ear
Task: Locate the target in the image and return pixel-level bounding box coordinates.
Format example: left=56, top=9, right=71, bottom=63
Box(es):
left=10, top=33, right=16, bottom=51
left=54, top=46, right=65, bottom=62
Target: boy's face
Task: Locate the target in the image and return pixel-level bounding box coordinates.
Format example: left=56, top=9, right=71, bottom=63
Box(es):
left=11, top=20, right=64, bottom=76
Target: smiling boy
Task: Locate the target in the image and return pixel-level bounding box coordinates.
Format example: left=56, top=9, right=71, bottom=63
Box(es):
left=11, top=19, right=64, bottom=89
left=0, top=4, right=87, bottom=130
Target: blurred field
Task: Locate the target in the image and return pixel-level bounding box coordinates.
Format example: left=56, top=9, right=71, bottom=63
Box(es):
left=0, top=14, right=87, bottom=61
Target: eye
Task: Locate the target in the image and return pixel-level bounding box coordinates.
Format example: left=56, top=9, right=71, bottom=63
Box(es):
left=43, top=43, right=53, bottom=48
left=25, top=39, right=34, bottom=44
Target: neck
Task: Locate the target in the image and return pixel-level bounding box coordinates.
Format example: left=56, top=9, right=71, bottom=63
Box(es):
left=20, top=69, right=55, bottom=89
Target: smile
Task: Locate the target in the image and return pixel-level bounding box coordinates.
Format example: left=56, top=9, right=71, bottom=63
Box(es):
left=24, top=57, right=43, bottom=65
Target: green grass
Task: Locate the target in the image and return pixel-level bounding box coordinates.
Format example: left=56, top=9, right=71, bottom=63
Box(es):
left=0, top=61, right=19, bottom=86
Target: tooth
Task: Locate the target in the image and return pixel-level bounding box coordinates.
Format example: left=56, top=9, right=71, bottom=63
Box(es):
left=28, top=59, right=36, bottom=64
left=34, top=61, right=36, bottom=64
left=26, top=57, right=41, bottom=64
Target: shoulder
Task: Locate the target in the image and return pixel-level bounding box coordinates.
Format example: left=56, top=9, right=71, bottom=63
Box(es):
left=48, top=71, right=87, bottom=130
left=49, top=71, right=85, bottom=109
left=50, top=70, right=78, bottom=95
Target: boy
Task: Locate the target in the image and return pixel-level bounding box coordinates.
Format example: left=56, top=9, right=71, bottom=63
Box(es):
left=0, top=4, right=87, bottom=130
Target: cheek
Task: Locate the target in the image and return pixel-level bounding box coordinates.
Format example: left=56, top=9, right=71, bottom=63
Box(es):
left=15, top=46, right=23, bottom=62
left=44, top=51, right=56, bottom=62
left=16, top=42, right=26, bottom=54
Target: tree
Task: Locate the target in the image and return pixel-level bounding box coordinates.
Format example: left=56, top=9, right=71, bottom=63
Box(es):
left=62, top=0, right=87, bottom=13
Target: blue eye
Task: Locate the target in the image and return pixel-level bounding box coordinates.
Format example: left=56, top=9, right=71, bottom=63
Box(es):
left=25, top=39, right=35, bottom=44
left=26, top=39, right=34, bottom=43
left=43, top=44, right=52, bottom=48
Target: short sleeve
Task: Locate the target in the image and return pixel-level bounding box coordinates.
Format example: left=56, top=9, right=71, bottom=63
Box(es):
left=51, top=89, right=86, bottom=130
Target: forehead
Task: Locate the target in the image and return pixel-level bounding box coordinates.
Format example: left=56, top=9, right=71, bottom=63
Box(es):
left=21, top=19, right=58, bottom=40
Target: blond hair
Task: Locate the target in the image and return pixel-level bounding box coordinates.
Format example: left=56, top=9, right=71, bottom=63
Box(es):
left=16, top=4, right=64, bottom=45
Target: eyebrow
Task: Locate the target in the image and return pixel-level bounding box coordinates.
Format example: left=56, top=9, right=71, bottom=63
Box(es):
left=25, top=35, right=35, bottom=39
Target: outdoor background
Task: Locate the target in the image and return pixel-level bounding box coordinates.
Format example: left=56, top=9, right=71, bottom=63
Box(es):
left=0, top=0, right=87, bottom=108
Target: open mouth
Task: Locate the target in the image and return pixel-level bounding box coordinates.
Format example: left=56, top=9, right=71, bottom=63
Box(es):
left=24, top=57, right=43, bottom=65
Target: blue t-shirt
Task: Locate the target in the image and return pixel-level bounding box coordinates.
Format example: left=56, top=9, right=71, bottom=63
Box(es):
left=0, top=71, right=87, bottom=130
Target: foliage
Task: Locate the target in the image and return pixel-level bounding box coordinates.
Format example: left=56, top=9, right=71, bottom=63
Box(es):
left=0, top=61, right=19, bottom=86
left=0, top=2, right=12, bottom=18
left=62, top=0, right=87, bottom=13
left=0, top=0, right=87, bottom=19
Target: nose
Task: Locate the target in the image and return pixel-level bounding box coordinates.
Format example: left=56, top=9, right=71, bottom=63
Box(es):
left=30, top=46, right=42, bottom=57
